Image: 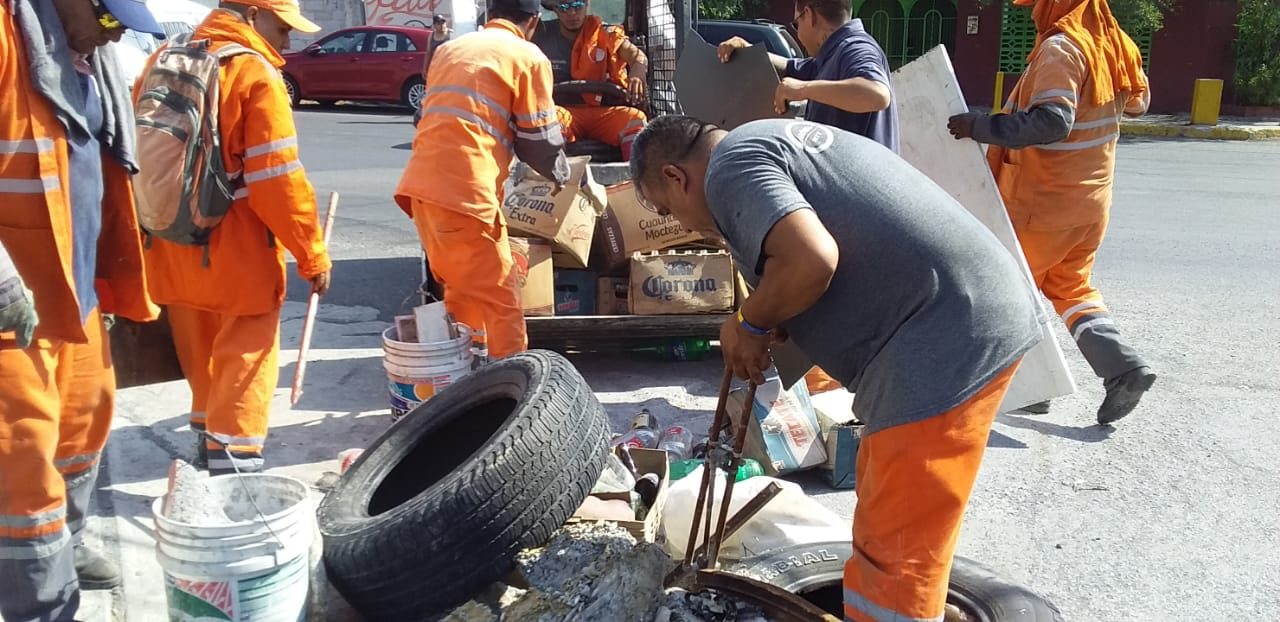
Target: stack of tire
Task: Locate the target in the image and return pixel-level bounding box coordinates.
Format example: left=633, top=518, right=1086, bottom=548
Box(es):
left=318, top=350, right=611, bottom=617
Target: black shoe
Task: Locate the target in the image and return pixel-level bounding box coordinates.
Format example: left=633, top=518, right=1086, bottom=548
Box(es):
left=1097, top=366, right=1157, bottom=425
left=1019, top=400, right=1051, bottom=415
left=74, top=544, right=121, bottom=590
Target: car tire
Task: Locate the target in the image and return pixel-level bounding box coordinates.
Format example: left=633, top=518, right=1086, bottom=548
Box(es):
left=726, top=542, right=1064, bottom=621
left=317, top=350, right=610, bottom=619
left=402, top=76, right=426, bottom=110
left=282, top=73, right=300, bottom=107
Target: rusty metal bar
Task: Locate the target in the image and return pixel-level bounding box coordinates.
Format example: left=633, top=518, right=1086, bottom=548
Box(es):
left=683, top=367, right=734, bottom=566
left=689, top=481, right=782, bottom=565
left=696, top=570, right=841, bottom=622
left=706, top=381, right=757, bottom=567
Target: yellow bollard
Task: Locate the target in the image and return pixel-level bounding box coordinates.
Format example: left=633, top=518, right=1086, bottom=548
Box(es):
left=992, top=71, right=1005, bottom=114
left=1190, top=79, right=1223, bottom=126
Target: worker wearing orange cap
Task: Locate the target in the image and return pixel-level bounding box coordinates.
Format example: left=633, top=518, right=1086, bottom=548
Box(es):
left=533, top=0, right=649, bottom=160
left=948, top=0, right=1155, bottom=425
left=1, top=0, right=164, bottom=614
left=396, top=0, right=568, bottom=360
left=138, top=0, right=331, bottom=475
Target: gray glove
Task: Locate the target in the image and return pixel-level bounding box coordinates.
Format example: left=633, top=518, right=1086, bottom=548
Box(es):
left=0, top=285, right=37, bottom=348
left=0, top=241, right=38, bottom=348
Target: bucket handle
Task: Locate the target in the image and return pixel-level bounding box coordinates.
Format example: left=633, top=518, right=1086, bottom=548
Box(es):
left=202, top=433, right=289, bottom=555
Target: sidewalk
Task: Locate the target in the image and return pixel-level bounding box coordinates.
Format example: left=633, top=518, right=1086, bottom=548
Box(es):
left=1121, top=114, right=1280, bottom=140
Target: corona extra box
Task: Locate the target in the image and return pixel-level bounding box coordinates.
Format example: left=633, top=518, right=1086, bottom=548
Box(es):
left=503, top=156, right=604, bottom=269
left=628, top=251, right=733, bottom=315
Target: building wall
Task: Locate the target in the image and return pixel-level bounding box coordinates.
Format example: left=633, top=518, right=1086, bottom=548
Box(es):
left=294, top=0, right=367, bottom=49
left=951, top=0, right=1005, bottom=109
left=1146, top=0, right=1240, bottom=113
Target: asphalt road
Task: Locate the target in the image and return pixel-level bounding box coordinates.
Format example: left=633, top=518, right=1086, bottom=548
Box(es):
left=283, top=106, right=1280, bottom=619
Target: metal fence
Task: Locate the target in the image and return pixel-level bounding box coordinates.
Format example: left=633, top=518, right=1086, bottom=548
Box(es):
left=641, top=0, right=688, bottom=116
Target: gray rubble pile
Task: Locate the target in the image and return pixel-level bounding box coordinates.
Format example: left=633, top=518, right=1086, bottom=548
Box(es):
left=441, top=522, right=669, bottom=622
left=656, top=588, right=770, bottom=622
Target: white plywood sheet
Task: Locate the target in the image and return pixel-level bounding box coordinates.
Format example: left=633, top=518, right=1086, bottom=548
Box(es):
left=892, top=45, right=1076, bottom=411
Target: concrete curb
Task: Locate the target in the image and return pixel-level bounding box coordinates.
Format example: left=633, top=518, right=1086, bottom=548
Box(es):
left=1120, top=121, right=1280, bottom=141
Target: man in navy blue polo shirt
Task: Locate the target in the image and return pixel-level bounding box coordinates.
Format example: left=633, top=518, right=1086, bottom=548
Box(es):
left=718, top=0, right=899, bottom=152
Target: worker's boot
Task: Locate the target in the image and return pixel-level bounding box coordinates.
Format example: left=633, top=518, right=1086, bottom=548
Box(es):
left=74, top=544, right=121, bottom=590
left=1097, top=366, right=1157, bottom=425
left=192, top=438, right=208, bottom=470
left=1019, top=400, right=1051, bottom=414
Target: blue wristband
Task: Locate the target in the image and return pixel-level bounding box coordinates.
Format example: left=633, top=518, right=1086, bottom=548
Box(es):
left=737, top=309, right=770, bottom=336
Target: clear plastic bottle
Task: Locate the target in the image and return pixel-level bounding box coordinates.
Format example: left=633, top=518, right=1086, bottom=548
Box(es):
left=610, top=410, right=660, bottom=450
left=657, top=425, right=695, bottom=461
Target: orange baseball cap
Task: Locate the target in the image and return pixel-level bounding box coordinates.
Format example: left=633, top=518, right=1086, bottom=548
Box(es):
left=237, top=0, right=321, bottom=33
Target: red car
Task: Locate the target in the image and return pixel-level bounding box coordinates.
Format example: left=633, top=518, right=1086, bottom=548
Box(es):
left=282, top=26, right=430, bottom=109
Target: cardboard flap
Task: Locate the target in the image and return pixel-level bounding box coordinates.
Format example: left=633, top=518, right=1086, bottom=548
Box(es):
left=676, top=29, right=786, bottom=130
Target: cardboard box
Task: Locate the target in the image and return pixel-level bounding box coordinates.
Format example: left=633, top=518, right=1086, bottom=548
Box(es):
left=502, top=157, right=605, bottom=269
left=727, top=374, right=826, bottom=476
left=568, top=448, right=669, bottom=543
left=596, top=276, right=629, bottom=315
left=628, top=251, right=734, bottom=315
left=509, top=237, right=554, bottom=316
left=553, top=269, right=596, bottom=316
left=811, top=389, right=861, bottom=489
left=600, top=181, right=703, bottom=266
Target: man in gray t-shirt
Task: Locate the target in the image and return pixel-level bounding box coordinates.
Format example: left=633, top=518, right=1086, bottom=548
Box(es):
left=630, top=116, right=1043, bottom=622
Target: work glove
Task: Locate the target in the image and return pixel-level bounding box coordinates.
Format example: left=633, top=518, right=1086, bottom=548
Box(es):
left=0, top=285, right=39, bottom=348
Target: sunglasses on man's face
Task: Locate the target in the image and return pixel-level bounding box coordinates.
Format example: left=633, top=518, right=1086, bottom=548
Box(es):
left=790, top=5, right=809, bottom=30
left=90, top=0, right=123, bottom=29
left=556, top=1, right=585, bottom=11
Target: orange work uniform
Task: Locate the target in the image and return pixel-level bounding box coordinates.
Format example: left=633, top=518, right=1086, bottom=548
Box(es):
left=138, top=9, right=331, bottom=473
left=987, top=0, right=1149, bottom=382
left=0, top=1, right=158, bottom=618
left=538, top=16, right=647, bottom=159
left=396, top=19, right=568, bottom=359
left=844, top=362, right=1019, bottom=622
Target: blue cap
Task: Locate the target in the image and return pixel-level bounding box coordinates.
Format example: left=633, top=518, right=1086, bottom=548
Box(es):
left=101, top=0, right=166, bottom=38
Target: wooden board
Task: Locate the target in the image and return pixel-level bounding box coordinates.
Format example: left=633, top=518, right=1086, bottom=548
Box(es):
left=891, top=46, right=1076, bottom=411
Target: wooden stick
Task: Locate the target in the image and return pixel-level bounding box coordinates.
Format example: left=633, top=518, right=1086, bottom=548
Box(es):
left=291, top=192, right=339, bottom=407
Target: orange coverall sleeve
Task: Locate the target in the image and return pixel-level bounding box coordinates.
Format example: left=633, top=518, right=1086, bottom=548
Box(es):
left=512, top=57, right=569, bottom=185
left=236, top=61, right=331, bottom=279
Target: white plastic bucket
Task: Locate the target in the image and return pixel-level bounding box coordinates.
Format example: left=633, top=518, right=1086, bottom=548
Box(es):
left=152, top=474, right=313, bottom=622
left=382, top=324, right=473, bottom=419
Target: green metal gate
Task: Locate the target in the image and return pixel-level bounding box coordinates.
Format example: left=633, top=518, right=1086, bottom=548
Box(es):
left=997, top=2, right=1152, bottom=74
left=852, top=0, right=958, bottom=69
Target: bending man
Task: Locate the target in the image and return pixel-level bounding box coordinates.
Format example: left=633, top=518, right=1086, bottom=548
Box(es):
left=631, top=116, right=1041, bottom=622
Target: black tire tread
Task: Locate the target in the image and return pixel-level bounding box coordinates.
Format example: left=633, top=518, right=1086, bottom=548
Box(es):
left=318, top=350, right=609, bottom=619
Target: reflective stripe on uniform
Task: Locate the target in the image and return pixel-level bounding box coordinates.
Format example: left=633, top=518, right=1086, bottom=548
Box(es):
left=206, top=431, right=266, bottom=447
left=244, top=136, right=298, bottom=158
left=1061, top=300, right=1106, bottom=324
left=0, top=138, right=54, bottom=153
left=207, top=454, right=265, bottom=472
left=1071, top=115, right=1121, bottom=130
left=243, top=159, right=303, bottom=183
left=427, top=85, right=512, bottom=120
left=515, top=108, right=557, bottom=124
left=843, top=589, right=943, bottom=622
left=0, top=530, right=70, bottom=560
left=0, top=176, right=59, bottom=193
left=1030, top=88, right=1078, bottom=105
left=1033, top=131, right=1119, bottom=151
left=1073, top=316, right=1116, bottom=340
left=421, top=105, right=514, bottom=152
left=233, top=187, right=249, bottom=200
left=514, top=123, right=563, bottom=142
left=0, top=508, right=65, bottom=529
left=53, top=452, right=98, bottom=472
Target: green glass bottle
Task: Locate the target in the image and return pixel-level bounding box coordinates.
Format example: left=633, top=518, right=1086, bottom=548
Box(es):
left=669, top=458, right=764, bottom=482
left=630, top=338, right=713, bottom=362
